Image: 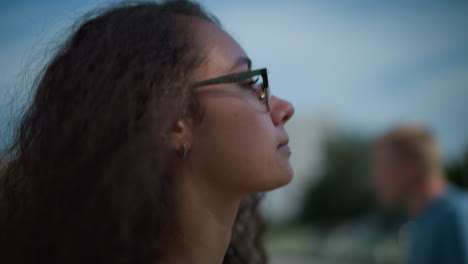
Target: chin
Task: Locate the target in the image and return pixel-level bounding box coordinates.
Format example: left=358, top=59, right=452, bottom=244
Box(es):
left=235, top=160, right=294, bottom=194
left=276, top=160, right=294, bottom=185
left=258, top=167, right=294, bottom=192
left=277, top=168, right=294, bottom=186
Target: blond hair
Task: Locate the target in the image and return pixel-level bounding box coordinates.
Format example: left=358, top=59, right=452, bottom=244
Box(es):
left=377, top=124, right=442, bottom=173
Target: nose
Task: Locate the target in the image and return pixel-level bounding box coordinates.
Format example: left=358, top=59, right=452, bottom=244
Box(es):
left=270, top=95, right=294, bottom=126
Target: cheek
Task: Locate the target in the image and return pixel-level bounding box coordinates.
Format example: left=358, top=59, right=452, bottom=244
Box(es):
left=191, top=101, right=291, bottom=194
left=374, top=168, right=395, bottom=192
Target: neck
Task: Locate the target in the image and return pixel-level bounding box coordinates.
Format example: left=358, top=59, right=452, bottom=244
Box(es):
left=165, top=169, right=241, bottom=264
left=407, top=172, right=446, bottom=216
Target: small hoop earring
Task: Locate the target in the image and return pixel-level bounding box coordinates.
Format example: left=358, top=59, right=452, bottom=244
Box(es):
left=179, top=143, right=188, bottom=160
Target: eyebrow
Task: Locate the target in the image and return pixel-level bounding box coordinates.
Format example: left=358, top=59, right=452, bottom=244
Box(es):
left=230, top=57, right=252, bottom=71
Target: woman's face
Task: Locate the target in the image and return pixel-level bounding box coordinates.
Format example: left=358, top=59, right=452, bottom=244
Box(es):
left=184, top=20, right=295, bottom=196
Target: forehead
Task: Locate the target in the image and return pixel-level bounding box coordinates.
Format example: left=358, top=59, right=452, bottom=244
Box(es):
left=195, top=19, right=248, bottom=78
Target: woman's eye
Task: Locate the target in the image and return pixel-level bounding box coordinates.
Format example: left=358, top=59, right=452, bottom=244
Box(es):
left=240, top=77, right=259, bottom=90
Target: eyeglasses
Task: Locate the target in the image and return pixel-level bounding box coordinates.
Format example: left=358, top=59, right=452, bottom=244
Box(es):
left=192, top=68, right=270, bottom=110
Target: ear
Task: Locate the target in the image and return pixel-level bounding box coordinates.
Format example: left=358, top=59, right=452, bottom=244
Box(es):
left=167, top=118, right=193, bottom=152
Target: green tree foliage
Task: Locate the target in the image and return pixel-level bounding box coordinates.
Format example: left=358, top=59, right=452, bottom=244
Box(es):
left=298, top=133, right=375, bottom=226
left=298, top=133, right=468, bottom=226
left=446, top=149, right=468, bottom=189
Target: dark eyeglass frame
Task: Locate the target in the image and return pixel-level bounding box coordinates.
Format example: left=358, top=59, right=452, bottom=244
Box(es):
left=191, top=68, right=270, bottom=110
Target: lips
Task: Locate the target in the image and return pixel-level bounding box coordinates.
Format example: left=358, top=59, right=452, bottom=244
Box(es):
left=277, top=138, right=289, bottom=149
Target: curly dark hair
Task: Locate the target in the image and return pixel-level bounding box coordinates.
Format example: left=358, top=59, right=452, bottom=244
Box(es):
left=0, top=1, right=267, bottom=263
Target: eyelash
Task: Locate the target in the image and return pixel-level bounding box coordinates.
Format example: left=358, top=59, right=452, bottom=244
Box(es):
left=240, top=78, right=259, bottom=90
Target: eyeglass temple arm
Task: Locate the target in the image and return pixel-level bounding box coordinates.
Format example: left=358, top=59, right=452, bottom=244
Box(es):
left=192, top=68, right=267, bottom=88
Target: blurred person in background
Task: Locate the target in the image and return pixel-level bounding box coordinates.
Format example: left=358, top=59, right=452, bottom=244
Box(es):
left=0, top=1, right=294, bottom=264
left=371, top=125, right=468, bottom=264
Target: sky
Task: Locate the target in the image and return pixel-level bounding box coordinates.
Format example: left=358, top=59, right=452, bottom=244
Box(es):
left=1, top=0, right=468, bottom=160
